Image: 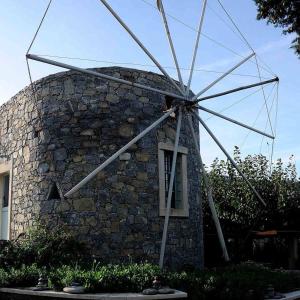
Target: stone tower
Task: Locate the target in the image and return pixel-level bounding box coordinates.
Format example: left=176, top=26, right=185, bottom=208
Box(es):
left=0, top=67, right=203, bottom=268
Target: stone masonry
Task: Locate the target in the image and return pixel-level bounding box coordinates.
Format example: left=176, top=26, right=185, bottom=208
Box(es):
left=0, top=67, right=203, bottom=268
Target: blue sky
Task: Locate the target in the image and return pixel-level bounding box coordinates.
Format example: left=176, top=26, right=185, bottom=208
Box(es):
left=0, top=0, right=299, bottom=172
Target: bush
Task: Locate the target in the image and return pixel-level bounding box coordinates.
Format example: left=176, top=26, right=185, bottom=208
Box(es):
left=0, top=264, right=39, bottom=288
left=0, top=262, right=300, bottom=299
left=27, top=263, right=300, bottom=298
left=48, top=263, right=163, bottom=292
left=0, top=224, right=87, bottom=269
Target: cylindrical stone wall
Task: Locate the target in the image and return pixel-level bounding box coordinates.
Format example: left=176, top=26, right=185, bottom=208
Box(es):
left=0, top=67, right=203, bottom=269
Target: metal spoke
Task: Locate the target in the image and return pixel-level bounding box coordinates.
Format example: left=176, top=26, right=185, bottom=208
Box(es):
left=197, top=105, right=275, bottom=139
left=159, top=107, right=183, bottom=269
left=26, top=0, right=52, bottom=54
left=157, top=0, right=185, bottom=91
left=187, top=113, right=229, bottom=261
left=186, top=0, right=208, bottom=95
left=65, top=106, right=178, bottom=197
left=191, top=53, right=255, bottom=101
left=99, top=0, right=185, bottom=97
left=27, top=54, right=187, bottom=101
left=195, top=77, right=279, bottom=103
left=193, top=111, right=267, bottom=207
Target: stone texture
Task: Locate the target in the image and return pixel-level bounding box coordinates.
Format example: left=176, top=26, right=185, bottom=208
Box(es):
left=119, top=153, right=131, bottom=161
left=119, top=124, right=134, bottom=138
left=136, top=152, right=150, bottom=162
left=73, top=198, right=96, bottom=212
left=80, top=129, right=94, bottom=136
left=0, top=66, right=203, bottom=270
left=38, top=163, right=49, bottom=174
left=54, top=148, right=67, bottom=161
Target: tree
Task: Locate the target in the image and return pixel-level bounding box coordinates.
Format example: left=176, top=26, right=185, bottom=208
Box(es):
left=202, top=147, right=300, bottom=264
left=203, top=147, right=300, bottom=233
left=254, top=0, right=300, bottom=57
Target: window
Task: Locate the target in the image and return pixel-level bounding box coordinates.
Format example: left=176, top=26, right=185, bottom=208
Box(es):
left=158, top=142, right=188, bottom=217
left=2, top=175, right=9, bottom=208
left=6, top=120, right=10, bottom=132
left=0, top=161, right=12, bottom=240
left=47, top=182, right=63, bottom=201
left=164, top=150, right=183, bottom=209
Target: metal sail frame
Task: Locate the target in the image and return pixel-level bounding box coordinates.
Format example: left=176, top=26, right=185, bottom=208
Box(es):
left=26, top=0, right=279, bottom=269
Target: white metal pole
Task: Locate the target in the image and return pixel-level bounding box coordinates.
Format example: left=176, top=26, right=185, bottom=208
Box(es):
left=27, top=54, right=186, bottom=101
left=193, top=112, right=267, bottom=207
left=99, top=0, right=185, bottom=97
left=192, top=53, right=255, bottom=101
left=187, top=113, right=229, bottom=261
left=186, top=0, right=208, bottom=95
left=197, top=105, right=274, bottom=139
left=159, top=108, right=183, bottom=269
left=157, top=0, right=185, bottom=92
left=65, top=106, right=178, bottom=198
left=195, top=77, right=279, bottom=103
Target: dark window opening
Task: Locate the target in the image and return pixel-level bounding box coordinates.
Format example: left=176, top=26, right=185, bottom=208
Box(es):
left=6, top=120, right=10, bottom=132
left=2, top=175, right=9, bottom=208
left=47, top=183, right=61, bottom=200
left=164, top=150, right=183, bottom=209
left=123, top=74, right=135, bottom=82
left=164, top=96, right=174, bottom=110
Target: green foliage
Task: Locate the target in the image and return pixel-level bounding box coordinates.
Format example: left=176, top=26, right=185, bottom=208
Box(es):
left=48, top=263, right=162, bottom=292
left=203, top=148, right=300, bottom=264
left=1, top=263, right=300, bottom=300
left=205, top=147, right=300, bottom=233
left=254, top=0, right=300, bottom=56
left=0, top=224, right=87, bottom=269
left=0, top=264, right=39, bottom=288
left=166, top=263, right=300, bottom=300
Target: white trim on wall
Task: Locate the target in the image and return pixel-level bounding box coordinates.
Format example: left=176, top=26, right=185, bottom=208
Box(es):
left=0, top=160, right=13, bottom=240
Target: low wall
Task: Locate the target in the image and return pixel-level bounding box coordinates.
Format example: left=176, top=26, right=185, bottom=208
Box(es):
left=0, top=288, right=187, bottom=300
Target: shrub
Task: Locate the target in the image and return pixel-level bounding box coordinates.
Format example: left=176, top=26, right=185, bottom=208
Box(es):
left=48, top=263, right=163, bottom=292
left=0, top=224, right=87, bottom=269
left=46, top=263, right=300, bottom=298
left=0, top=264, right=39, bottom=288
left=0, top=263, right=300, bottom=299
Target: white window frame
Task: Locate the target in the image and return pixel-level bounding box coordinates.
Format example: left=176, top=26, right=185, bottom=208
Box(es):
left=0, top=160, right=12, bottom=240
left=158, top=142, right=189, bottom=217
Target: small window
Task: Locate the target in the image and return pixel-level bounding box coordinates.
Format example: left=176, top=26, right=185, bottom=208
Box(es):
left=47, top=182, right=63, bottom=200
left=158, top=142, right=188, bottom=217
left=2, top=175, right=9, bottom=208
left=6, top=120, right=10, bottom=132
left=164, top=150, right=183, bottom=209
left=0, top=161, right=12, bottom=241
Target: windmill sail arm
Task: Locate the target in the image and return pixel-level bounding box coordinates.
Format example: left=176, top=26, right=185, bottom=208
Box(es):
left=191, top=53, right=255, bottom=101
left=187, top=114, right=230, bottom=261
left=193, top=111, right=267, bottom=207
left=157, top=0, right=185, bottom=91
left=99, top=0, right=185, bottom=97
left=186, top=0, right=208, bottom=95
left=194, top=77, right=279, bottom=103
left=197, top=105, right=275, bottom=139
left=159, top=108, right=183, bottom=269
left=64, top=106, right=178, bottom=197
left=26, top=54, right=186, bottom=101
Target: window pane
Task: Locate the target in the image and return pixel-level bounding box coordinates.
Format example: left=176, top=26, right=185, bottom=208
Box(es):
left=164, top=150, right=183, bottom=209
left=3, top=175, right=9, bottom=208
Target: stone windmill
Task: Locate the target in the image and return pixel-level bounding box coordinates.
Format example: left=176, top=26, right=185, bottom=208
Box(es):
left=25, top=0, right=279, bottom=268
